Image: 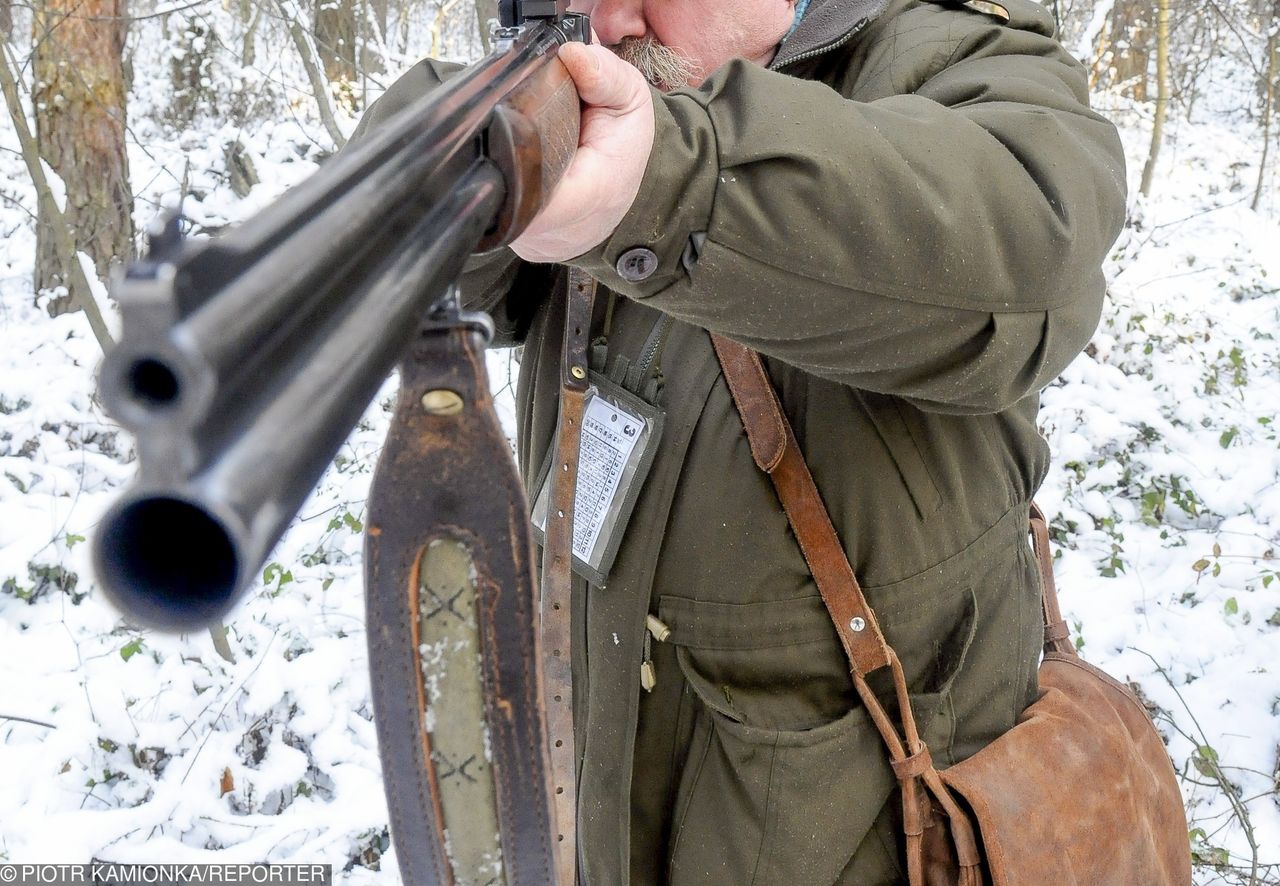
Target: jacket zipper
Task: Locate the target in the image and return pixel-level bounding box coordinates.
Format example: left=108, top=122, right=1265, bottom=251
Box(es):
left=625, top=312, right=675, bottom=393
left=773, top=17, right=871, bottom=71
left=635, top=314, right=674, bottom=379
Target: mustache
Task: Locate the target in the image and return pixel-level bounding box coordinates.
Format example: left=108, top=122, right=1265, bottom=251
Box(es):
left=610, top=36, right=702, bottom=90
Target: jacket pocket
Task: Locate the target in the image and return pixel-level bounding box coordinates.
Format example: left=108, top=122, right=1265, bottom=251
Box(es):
left=660, top=589, right=977, bottom=886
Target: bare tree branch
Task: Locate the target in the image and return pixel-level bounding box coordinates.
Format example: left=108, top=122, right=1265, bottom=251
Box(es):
left=275, top=0, right=347, bottom=148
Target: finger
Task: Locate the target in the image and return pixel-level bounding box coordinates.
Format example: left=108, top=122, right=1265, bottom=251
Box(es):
left=558, top=43, right=648, bottom=113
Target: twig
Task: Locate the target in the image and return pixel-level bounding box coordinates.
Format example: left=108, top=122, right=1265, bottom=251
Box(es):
left=0, top=713, right=56, bottom=729
left=8, top=0, right=213, bottom=22
left=0, top=189, right=38, bottom=223
left=180, top=631, right=276, bottom=785
left=1132, top=648, right=1263, bottom=884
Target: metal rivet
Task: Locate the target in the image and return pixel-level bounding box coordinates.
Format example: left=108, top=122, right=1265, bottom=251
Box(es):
left=421, top=389, right=463, bottom=415
left=571, top=366, right=586, bottom=380
left=849, top=616, right=866, bottom=633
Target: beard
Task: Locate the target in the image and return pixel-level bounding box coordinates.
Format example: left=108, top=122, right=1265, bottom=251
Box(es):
left=611, top=36, right=702, bottom=91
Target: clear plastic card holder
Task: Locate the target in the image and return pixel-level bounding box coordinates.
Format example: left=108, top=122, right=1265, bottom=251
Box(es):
left=531, top=372, right=665, bottom=586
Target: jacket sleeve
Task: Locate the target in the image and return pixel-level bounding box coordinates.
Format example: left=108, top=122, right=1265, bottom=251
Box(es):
left=568, top=0, right=1127, bottom=414
left=345, top=58, right=547, bottom=347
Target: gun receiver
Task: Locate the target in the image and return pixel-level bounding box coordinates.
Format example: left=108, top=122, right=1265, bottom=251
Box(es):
left=94, top=7, right=589, bottom=631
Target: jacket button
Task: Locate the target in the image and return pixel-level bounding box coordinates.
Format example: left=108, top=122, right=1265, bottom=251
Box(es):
left=616, top=247, right=658, bottom=282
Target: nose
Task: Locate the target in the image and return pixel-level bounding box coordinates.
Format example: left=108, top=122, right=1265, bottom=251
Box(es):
left=569, top=0, right=646, bottom=45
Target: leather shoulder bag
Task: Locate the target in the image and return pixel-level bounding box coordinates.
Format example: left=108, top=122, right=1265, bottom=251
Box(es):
left=710, top=334, right=1192, bottom=885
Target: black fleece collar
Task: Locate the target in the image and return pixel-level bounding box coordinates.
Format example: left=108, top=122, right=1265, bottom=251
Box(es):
left=771, top=0, right=891, bottom=69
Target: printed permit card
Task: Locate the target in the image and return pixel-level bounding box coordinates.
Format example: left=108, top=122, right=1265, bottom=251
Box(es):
left=531, top=372, right=664, bottom=586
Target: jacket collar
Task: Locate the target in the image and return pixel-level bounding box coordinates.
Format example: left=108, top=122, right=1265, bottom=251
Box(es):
left=771, top=0, right=890, bottom=69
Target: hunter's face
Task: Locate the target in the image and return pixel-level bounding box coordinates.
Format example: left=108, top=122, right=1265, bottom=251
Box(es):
left=570, top=0, right=798, bottom=89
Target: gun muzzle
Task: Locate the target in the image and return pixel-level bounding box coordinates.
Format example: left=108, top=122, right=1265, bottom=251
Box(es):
left=95, top=494, right=243, bottom=630
left=94, top=164, right=505, bottom=631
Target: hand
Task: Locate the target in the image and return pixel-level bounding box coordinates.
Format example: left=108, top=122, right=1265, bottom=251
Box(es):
left=510, top=42, right=656, bottom=264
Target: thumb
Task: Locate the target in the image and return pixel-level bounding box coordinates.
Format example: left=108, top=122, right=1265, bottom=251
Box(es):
left=558, top=43, right=648, bottom=113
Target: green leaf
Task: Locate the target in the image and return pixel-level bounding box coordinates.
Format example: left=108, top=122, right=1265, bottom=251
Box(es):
left=1192, top=558, right=1211, bottom=573
left=342, top=512, right=364, bottom=533
left=119, top=638, right=144, bottom=662
left=1219, top=428, right=1238, bottom=448
left=64, top=533, right=86, bottom=549
left=1192, top=745, right=1221, bottom=779
left=1223, top=597, right=1238, bottom=616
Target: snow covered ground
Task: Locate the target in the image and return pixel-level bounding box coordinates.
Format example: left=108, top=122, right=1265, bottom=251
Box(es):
left=2, top=32, right=1278, bottom=886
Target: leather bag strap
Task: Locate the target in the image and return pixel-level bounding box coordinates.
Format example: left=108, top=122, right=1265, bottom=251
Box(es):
left=709, top=336, right=893, bottom=677
left=710, top=333, right=984, bottom=881
left=1029, top=502, right=1075, bottom=656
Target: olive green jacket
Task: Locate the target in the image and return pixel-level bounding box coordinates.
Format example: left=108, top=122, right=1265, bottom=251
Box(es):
left=350, top=0, right=1126, bottom=881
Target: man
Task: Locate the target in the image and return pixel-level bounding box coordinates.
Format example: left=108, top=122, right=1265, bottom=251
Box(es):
left=351, top=0, right=1126, bottom=880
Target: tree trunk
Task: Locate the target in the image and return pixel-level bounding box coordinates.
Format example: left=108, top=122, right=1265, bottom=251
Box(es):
left=356, top=0, right=385, bottom=81
left=475, top=0, right=497, bottom=53
left=1254, top=28, right=1277, bottom=212
left=1109, top=0, right=1152, bottom=100
left=0, top=43, right=115, bottom=351
left=31, top=0, right=133, bottom=315
left=314, top=0, right=357, bottom=83
left=1139, top=0, right=1169, bottom=196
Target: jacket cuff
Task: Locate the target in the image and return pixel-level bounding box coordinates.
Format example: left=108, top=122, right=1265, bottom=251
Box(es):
left=567, top=88, right=718, bottom=297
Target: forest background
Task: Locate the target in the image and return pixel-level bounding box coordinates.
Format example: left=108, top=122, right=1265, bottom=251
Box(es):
left=1, top=0, right=1279, bottom=881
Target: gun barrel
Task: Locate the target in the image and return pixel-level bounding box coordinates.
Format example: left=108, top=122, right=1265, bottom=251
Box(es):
left=95, top=162, right=505, bottom=630
left=98, top=22, right=569, bottom=434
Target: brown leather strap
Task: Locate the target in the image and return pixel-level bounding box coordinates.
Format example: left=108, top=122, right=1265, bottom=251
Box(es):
left=709, top=335, right=892, bottom=677
left=366, top=323, right=558, bottom=886
left=541, top=268, right=596, bottom=885
left=712, top=335, right=1074, bottom=885
left=891, top=741, right=935, bottom=780
left=711, top=333, right=983, bottom=881
left=1029, top=502, right=1075, bottom=656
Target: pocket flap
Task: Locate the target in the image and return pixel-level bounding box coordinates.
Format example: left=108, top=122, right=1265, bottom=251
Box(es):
left=657, top=594, right=837, bottom=650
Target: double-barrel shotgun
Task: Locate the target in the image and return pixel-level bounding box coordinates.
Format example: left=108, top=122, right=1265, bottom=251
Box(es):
left=92, top=2, right=589, bottom=882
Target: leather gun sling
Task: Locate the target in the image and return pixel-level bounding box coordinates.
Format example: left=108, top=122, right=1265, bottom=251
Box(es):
left=541, top=267, right=597, bottom=885
left=710, top=333, right=985, bottom=885
left=366, top=316, right=558, bottom=886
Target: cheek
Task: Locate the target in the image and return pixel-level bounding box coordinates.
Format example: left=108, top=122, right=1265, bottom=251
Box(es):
left=652, top=1, right=785, bottom=74
left=651, top=7, right=740, bottom=73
